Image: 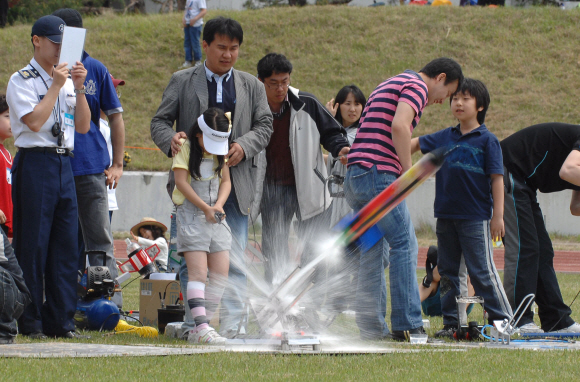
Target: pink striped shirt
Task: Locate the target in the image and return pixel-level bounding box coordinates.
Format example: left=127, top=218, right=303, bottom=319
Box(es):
left=347, top=70, right=428, bottom=175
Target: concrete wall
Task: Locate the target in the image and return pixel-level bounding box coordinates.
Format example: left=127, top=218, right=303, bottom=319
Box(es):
left=406, top=178, right=579, bottom=235
left=111, top=171, right=173, bottom=231
left=113, top=172, right=580, bottom=235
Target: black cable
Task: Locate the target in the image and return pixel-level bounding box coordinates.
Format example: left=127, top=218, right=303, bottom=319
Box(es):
left=98, top=312, right=121, bottom=332
left=98, top=312, right=145, bottom=333
left=248, top=210, right=262, bottom=254
left=163, top=280, right=179, bottom=297
left=120, top=274, right=141, bottom=290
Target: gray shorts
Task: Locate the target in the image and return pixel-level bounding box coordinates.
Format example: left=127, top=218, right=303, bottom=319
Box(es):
left=176, top=206, right=232, bottom=254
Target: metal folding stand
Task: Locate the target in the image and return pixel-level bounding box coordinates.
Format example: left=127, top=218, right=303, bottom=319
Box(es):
left=489, top=293, right=536, bottom=344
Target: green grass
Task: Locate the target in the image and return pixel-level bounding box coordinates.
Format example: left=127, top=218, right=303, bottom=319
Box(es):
left=2, top=350, right=580, bottom=381
left=1, top=7, right=580, bottom=169
left=3, top=269, right=580, bottom=380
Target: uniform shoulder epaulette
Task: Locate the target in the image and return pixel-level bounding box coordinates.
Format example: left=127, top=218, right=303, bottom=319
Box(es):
left=18, top=68, right=39, bottom=80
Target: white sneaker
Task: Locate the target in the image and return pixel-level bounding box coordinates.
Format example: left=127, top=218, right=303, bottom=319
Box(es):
left=188, top=326, right=226, bottom=345
left=192, top=61, right=202, bottom=68
left=552, top=322, right=580, bottom=333
left=179, top=61, right=192, bottom=69
left=518, top=322, right=544, bottom=333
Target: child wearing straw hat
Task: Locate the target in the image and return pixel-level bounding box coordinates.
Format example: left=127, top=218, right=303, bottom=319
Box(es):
left=130, top=217, right=169, bottom=272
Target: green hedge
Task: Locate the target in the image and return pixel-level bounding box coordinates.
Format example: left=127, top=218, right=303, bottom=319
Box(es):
left=7, top=0, right=105, bottom=24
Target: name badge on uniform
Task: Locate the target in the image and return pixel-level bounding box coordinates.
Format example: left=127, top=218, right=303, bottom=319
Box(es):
left=64, top=113, right=74, bottom=129
left=6, top=168, right=11, bottom=185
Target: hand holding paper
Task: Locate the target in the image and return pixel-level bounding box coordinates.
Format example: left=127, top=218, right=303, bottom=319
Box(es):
left=71, top=62, right=87, bottom=90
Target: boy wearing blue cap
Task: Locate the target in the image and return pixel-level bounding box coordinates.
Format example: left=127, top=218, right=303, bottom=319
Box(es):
left=6, top=15, right=90, bottom=339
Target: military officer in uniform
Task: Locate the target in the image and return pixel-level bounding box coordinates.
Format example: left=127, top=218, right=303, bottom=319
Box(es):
left=6, top=15, right=90, bottom=339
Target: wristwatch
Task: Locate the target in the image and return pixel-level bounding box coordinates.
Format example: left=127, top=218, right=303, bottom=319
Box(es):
left=74, top=86, right=86, bottom=94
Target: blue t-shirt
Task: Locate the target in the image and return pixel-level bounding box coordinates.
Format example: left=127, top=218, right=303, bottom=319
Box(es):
left=71, top=51, right=123, bottom=176
left=419, top=124, right=503, bottom=220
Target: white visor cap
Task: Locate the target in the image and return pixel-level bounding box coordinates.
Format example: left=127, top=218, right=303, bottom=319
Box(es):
left=198, top=113, right=232, bottom=155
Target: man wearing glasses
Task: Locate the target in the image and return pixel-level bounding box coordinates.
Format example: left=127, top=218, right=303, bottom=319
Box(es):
left=256, top=53, right=350, bottom=285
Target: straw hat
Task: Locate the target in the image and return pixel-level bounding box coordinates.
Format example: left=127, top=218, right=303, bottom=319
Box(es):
left=130, top=217, right=167, bottom=237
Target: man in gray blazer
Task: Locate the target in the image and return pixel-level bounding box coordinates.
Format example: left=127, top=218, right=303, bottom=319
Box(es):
left=151, top=17, right=273, bottom=339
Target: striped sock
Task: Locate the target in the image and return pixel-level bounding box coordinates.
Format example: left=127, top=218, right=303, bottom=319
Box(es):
left=187, top=281, right=208, bottom=332
left=205, top=276, right=227, bottom=321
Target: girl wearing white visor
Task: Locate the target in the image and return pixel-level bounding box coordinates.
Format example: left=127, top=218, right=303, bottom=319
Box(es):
left=172, top=107, right=232, bottom=345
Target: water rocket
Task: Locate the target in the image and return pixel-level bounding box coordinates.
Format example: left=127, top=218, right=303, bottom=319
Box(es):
left=333, top=147, right=447, bottom=252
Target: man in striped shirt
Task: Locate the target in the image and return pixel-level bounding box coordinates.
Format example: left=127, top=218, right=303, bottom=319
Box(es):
left=344, top=57, right=463, bottom=341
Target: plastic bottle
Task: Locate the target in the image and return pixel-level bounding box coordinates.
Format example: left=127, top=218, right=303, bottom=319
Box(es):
left=125, top=238, right=141, bottom=256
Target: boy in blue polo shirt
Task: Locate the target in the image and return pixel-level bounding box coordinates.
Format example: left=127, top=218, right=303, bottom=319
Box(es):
left=411, top=78, right=512, bottom=338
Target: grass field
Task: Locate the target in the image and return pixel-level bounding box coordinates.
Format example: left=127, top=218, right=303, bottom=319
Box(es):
left=1, top=6, right=580, bottom=170
left=2, top=268, right=580, bottom=380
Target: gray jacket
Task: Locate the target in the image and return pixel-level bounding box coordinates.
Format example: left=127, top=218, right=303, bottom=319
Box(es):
left=151, top=65, right=273, bottom=215
left=286, top=87, right=349, bottom=220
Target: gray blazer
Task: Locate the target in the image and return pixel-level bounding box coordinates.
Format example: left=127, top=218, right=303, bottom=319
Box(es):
left=150, top=64, right=273, bottom=215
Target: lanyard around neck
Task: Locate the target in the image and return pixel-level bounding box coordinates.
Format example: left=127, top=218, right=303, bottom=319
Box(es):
left=29, top=63, right=61, bottom=127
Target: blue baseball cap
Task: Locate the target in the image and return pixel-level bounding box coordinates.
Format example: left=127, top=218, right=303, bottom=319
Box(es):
left=31, top=15, right=66, bottom=44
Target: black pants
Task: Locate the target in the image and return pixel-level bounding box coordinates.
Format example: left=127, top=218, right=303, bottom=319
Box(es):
left=503, top=170, right=574, bottom=330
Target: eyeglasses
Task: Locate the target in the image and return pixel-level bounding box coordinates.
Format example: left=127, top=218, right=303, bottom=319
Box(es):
left=51, top=122, right=64, bottom=146
left=265, top=81, right=290, bottom=90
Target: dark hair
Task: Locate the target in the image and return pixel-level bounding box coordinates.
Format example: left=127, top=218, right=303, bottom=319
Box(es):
left=450, top=78, right=490, bottom=125
left=0, top=95, right=7, bottom=114
left=420, top=57, right=463, bottom=87
left=187, top=107, right=229, bottom=180
left=139, top=225, right=167, bottom=243
left=52, top=8, right=83, bottom=28
left=203, top=17, right=243, bottom=46
left=257, top=53, right=293, bottom=80
left=332, top=85, right=366, bottom=127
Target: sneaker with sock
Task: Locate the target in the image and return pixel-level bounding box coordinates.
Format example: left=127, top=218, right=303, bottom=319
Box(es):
left=551, top=322, right=580, bottom=333
left=518, top=322, right=543, bottom=333
left=188, top=326, right=227, bottom=345
left=435, top=324, right=456, bottom=339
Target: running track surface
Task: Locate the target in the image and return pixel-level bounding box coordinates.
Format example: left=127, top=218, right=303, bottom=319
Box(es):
left=113, top=240, right=580, bottom=273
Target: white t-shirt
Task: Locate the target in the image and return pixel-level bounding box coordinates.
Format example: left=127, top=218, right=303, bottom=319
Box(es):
left=99, top=118, right=118, bottom=211
left=184, top=0, right=207, bottom=27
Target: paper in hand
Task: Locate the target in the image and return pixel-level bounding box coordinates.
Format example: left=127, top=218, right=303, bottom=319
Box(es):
left=59, top=26, right=86, bottom=70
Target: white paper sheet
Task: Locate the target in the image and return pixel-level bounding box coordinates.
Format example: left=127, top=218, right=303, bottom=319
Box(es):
left=59, top=26, right=86, bottom=69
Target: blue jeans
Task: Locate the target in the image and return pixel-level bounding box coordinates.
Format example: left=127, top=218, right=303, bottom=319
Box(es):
left=436, top=219, right=512, bottom=325
left=184, top=25, right=202, bottom=62
left=344, top=165, right=422, bottom=339
left=168, top=209, right=181, bottom=274
left=0, top=265, right=26, bottom=338
left=219, top=187, right=249, bottom=335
